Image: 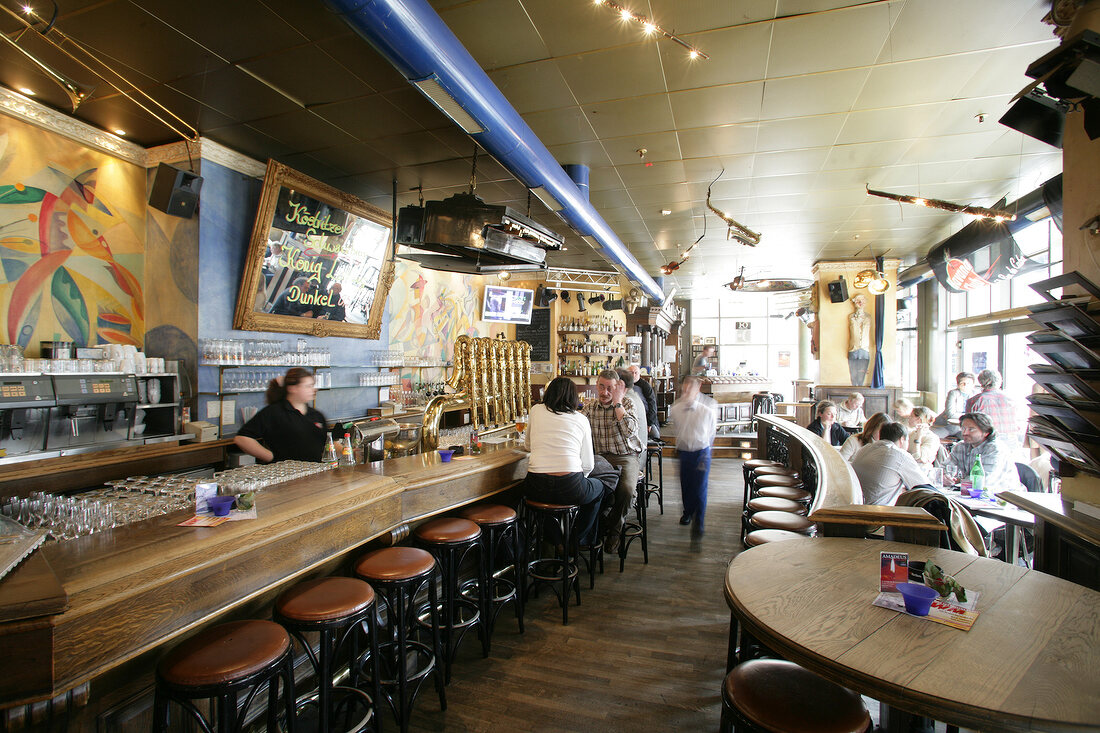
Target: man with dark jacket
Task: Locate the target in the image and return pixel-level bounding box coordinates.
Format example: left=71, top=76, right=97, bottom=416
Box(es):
left=628, top=363, right=660, bottom=439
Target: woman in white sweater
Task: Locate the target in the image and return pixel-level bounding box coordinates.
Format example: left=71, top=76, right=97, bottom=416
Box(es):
left=524, top=377, right=608, bottom=544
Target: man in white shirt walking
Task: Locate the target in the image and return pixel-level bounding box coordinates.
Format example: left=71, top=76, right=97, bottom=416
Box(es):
left=669, top=376, right=718, bottom=536
left=851, top=422, right=931, bottom=506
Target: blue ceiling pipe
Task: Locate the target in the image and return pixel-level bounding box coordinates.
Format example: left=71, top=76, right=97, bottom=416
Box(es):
left=328, top=0, right=664, bottom=304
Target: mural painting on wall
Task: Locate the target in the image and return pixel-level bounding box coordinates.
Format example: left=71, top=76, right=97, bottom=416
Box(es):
left=0, top=117, right=145, bottom=351
left=386, top=263, right=505, bottom=374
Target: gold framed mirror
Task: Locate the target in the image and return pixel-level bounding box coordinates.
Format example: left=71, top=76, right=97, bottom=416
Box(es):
left=233, top=160, right=395, bottom=339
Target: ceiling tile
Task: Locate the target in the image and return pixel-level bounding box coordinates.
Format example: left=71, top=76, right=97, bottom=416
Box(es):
left=133, top=0, right=306, bottom=63
left=883, top=0, right=1055, bottom=63
left=555, top=45, right=667, bottom=105
left=821, top=139, right=911, bottom=171
left=238, top=44, right=375, bottom=106
left=753, top=148, right=830, bottom=177
left=438, top=0, right=549, bottom=69
left=545, top=140, right=614, bottom=168
left=320, top=35, right=411, bottom=93
left=670, top=83, right=764, bottom=128
left=760, top=69, right=870, bottom=119
left=488, top=60, right=576, bottom=114
left=836, top=105, right=944, bottom=145
left=585, top=96, right=676, bottom=138
left=616, top=161, right=686, bottom=187
left=767, top=3, right=891, bottom=77
left=657, top=24, right=773, bottom=92
left=520, top=0, right=657, bottom=57
left=311, top=95, right=424, bottom=139
left=169, top=66, right=300, bottom=122
left=854, top=56, right=981, bottom=109
left=247, top=110, right=357, bottom=151
left=678, top=125, right=759, bottom=159
left=599, top=131, right=681, bottom=166
left=307, top=143, right=397, bottom=176
left=366, top=130, right=465, bottom=168
left=756, top=115, right=846, bottom=152
left=522, top=106, right=598, bottom=146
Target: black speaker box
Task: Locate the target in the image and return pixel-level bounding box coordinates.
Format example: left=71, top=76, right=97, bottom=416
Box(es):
left=149, top=163, right=203, bottom=218
left=999, top=92, right=1066, bottom=149
left=827, top=278, right=849, bottom=303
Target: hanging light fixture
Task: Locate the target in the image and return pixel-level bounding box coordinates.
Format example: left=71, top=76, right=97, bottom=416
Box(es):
left=866, top=185, right=1016, bottom=222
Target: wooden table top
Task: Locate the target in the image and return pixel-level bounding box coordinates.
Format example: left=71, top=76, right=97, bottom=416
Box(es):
left=1000, top=492, right=1100, bottom=547
left=724, top=538, right=1100, bottom=732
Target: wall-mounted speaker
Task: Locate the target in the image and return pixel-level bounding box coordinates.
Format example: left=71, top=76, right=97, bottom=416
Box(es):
left=149, top=163, right=203, bottom=219
left=827, top=277, right=849, bottom=303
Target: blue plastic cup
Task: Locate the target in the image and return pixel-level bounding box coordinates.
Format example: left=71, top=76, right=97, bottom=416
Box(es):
left=438, top=449, right=454, bottom=462
left=897, top=582, right=939, bottom=616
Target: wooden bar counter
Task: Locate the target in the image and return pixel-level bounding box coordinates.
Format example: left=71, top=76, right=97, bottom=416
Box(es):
left=0, top=443, right=527, bottom=730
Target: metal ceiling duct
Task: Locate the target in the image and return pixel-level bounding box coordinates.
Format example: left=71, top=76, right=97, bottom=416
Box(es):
left=328, top=0, right=664, bottom=304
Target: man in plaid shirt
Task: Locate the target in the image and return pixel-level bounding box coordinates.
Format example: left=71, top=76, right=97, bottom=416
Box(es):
left=965, top=369, right=1019, bottom=453
left=583, top=369, right=643, bottom=551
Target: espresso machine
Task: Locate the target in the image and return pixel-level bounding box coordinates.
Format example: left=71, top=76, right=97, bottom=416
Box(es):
left=0, top=375, right=55, bottom=463
left=47, top=375, right=139, bottom=453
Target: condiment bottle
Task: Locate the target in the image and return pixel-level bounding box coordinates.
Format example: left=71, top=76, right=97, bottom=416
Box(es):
left=340, top=432, right=356, bottom=466
left=322, top=434, right=338, bottom=468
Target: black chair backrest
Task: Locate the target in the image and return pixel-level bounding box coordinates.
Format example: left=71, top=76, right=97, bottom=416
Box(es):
left=1015, top=462, right=1043, bottom=492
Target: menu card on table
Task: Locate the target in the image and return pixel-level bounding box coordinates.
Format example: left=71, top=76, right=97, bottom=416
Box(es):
left=873, top=589, right=981, bottom=631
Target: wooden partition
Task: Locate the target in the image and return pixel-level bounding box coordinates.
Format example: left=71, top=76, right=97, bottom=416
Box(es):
left=0, top=444, right=527, bottom=730
left=754, top=415, right=944, bottom=536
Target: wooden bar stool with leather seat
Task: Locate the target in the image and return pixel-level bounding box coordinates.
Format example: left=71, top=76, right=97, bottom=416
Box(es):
left=753, top=475, right=812, bottom=505
left=747, top=510, right=815, bottom=543
left=742, top=458, right=782, bottom=502
left=522, top=499, right=582, bottom=625
left=618, top=474, right=649, bottom=572
left=743, top=528, right=808, bottom=548
left=720, top=659, right=871, bottom=733
left=645, top=439, right=665, bottom=514
left=741, top=496, right=808, bottom=545
left=354, top=547, right=447, bottom=733
left=413, top=517, right=489, bottom=683
left=153, top=620, right=297, bottom=733
left=273, top=577, right=380, bottom=733
left=458, top=503, right=525, bottom=636
left=743, top=464, right=796, bottom=514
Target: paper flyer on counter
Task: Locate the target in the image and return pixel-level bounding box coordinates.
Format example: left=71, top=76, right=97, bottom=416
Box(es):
left=873, top=589, right=981, bottom=631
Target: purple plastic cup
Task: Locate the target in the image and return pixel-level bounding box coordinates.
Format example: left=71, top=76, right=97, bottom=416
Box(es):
left=897, top=582, right=939, bottom=616
left=438, top=449, right=454, bottom=462
left=208, top=495, right=235, bottom=517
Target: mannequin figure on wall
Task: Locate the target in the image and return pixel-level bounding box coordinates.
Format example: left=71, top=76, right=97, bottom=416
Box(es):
left=848, top=294, right=871, bottom=385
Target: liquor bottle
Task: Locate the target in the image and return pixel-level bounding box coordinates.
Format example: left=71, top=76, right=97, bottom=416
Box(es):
left=340, top=432, right=356, bottom=466
left=322, top=435, right=338, bottom=469
left=969, top=455, right=985, bottom=497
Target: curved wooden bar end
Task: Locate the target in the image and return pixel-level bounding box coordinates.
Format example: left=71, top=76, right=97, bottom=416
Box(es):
left=0, top=442, right=528, bottom=727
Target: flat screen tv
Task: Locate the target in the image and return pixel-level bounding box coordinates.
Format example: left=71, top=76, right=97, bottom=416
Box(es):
left=482, top=285, right=534, bottom=325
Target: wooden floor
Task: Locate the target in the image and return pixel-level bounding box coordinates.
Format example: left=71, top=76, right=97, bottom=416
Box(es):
left=406, top=456, right=743, bottom=732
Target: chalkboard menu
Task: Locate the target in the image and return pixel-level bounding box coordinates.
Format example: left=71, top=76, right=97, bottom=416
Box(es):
left=517, top=307, right=551, bottom=361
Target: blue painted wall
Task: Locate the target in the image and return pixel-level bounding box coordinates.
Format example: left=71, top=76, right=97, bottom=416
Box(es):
left=195, top=159, right=388, bottom=432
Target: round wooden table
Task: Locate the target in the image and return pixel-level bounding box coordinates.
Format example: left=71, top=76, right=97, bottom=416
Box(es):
left=724, top=538, right=1100, bottom=732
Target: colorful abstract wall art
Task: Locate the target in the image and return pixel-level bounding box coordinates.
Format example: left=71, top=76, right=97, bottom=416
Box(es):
left=0, top=114, right=145, bottom=353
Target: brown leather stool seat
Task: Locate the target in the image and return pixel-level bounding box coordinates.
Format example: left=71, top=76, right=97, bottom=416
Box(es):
left=756, top=484, right=812, bottom=503
left=752, top=474, right=802, bottom=489
left=459, top=503, right=517, bottom=525
left=744, top=529, right=807, bottom=547
left=355, top=546, right=436, bottom=581
left=747, top=497, right=807, bottom=515
left=525, top=498, right=575, bottom=511
left=154, top=620, right=296, bottom=733
left=748, top=510, right=814, bottom=534
left=720, top=659, right=870, bottom=733
left=274, top=578, right=379, bottom=733
left=414, top=517, right=482, bottom=544
left=743, top=458, right=783, bottom=470
left=276, top=577, right=375, bottom=623
left=752, top=466, right=799, bottom=479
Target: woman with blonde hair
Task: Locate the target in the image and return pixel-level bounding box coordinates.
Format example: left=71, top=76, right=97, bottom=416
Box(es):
left=908, top=406, right=942, bottom=465
left=839, top=412, right=892, bottom=461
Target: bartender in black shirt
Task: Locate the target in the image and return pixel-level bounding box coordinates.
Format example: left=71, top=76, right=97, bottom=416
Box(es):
left=234, top=367, right=327, bottom=463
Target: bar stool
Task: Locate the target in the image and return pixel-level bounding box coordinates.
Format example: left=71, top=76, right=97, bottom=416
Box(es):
left=413, top=517, right=488, bottom=683
left=273, top=577, right=380, bottom=733
left=153, top=620, right=297, bottom=733
left=720, top=659, right=871, bottom=733
left=618, top=475, right=649, bottom=572
left=522, top=499, right=581, bottom=625
left=743, top=528, right=807, bottom=547
left=742, top=458, right=782, bottom=496
left=742, top=496, right=808, bottom=545
left=743, top=463, right=795, bottom=514
left=354, top=547, right=446, bottom=733
left=753, top=475, right=812, bottom=505
left=458, top=503, right=525, bottom=636
left=748, top=510, right=815, bottom=538
left=645, top=440, right=665, bottom=513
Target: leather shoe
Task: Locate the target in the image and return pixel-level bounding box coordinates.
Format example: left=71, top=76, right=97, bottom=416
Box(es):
left=679, top=513, right=692, bottom=525
left=604, top=531, right=621, bottom=554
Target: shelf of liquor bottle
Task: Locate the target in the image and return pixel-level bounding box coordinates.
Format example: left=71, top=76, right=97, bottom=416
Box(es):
left=557, top=351, right=629, bottom=358
left=557, top=330, right=626, bottom=336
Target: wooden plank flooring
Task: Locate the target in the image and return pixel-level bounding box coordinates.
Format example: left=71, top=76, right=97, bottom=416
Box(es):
left=406, top=456, right=744, bottom=732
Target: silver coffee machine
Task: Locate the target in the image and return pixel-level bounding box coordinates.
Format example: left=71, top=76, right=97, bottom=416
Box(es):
left=0, top=375, right=55, bottom=463
left=47, top=375, right=139, bottom=453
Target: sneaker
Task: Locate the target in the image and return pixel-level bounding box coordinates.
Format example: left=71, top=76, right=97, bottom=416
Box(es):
left=679, top=513, right=692, bottom=525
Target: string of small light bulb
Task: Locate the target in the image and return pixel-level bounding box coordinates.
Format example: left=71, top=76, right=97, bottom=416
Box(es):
left=866, top=186, right=1016, bottom=223
left=591, top=0, right=709, bottom=60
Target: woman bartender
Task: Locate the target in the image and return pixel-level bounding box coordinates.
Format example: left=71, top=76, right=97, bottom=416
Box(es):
left=234, top=367, right=328, bottom=463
